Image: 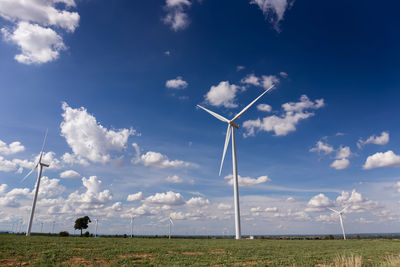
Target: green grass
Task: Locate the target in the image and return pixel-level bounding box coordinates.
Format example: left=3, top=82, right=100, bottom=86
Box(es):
left=1, top=234, right=400, bottom=266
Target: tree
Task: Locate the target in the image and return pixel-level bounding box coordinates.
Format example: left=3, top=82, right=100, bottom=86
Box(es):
left=74, top=216, right=91, bottom=236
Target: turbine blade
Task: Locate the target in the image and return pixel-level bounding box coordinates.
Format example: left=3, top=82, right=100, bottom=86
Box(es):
left=21, top=164, right=38, bottom=182
left=197, top=105, right=230, bottom=123
left=169, top=217, right=174, bottom=225
left=38, top=129, right=48, bottom=163
left=339, top=215, right=346, bottom=239
left=327, top=207, right=339, bottom=214
left=340, top=205, right=349, bottom=214
left=231, top=85, right=274, bottom=122
left=219, top=125, right=232, bottom=176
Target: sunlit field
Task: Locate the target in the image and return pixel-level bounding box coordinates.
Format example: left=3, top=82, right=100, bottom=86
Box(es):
left=2, top=234, right=400, bottom=266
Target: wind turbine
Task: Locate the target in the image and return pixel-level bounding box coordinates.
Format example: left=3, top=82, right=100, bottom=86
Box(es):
left=52, top=221, right=55, bottom=234
left=168, top=216, right=174, bottom=239
left=197, top=85, right=274, bottom=239
left=130, top=216, right=134, bottom=238
left=328, top=207, right=348, bottom=240
left=40, top=222, right=44, bottom=233
left=94, top=219, right=98, bottom=238
left=22, top=130, right=50, bottom=236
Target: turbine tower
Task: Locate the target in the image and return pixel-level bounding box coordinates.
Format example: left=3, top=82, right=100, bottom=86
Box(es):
left=22, top=130, right=50, bottom=237
left=94, top=219, right=98, bottom=238
left=130, top=216, right=134, bottom=238
left=328, top=207, right=347, bottom=240
left=197, top=85, right=274, bottom=239
left=169, top=216, right=174, bottom=239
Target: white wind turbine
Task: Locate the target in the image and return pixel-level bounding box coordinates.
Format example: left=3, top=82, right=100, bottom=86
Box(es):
left=168, top=216, right=174, bottom=239
left=130, top=216, right=134, bottom=238
left=94, top=219, right=99, bottom=238
left=328, top=207, right=348, bottom=240
left=197, top=85, right=274, bottom=239
left=22, top=130, right=50, bottom=237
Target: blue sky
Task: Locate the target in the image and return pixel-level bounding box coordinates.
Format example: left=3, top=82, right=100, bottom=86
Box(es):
left=1, top=0, right=400, bottom=236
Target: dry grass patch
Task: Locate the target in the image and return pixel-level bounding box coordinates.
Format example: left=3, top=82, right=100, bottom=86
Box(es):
left=210, top=249, right=227, bottom=254
left=0, top=258, right=29, bottom=266
left=182, top=251, right=204, bottom=255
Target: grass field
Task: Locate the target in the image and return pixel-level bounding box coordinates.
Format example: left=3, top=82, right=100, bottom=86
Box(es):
left=1, top=234, right=400, bottom=266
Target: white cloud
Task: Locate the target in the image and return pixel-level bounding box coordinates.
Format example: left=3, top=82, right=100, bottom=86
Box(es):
left=66, top=176, right=113, bottom=210
left=241, top=74, right=260, bottom=87
left=330, top=159, right=350, bottom=170
left=309, top=141, right=334, bottom=155
left=166, top=76, right=188, bottom=89
left=357, top=131, right=389, bottom=148
left=186, top=197, right=209, bottom=207
left=204, top=81, right=240, bottom=108
left=0, top=0, right=79, bottom=64
left=127, top=192, right=143, bottom=202
left=0, top=184, right=8, bottom=195
left=0, top=140, right=24, bottom=155
left=243, top=95, right=324, bottom=137
left=163, top=0, right=191, bottom=31
left=1, top=22, right=66, bottom=64
left=240, top=74, right=279, bottom=90
left=257, top=104, right=272, bottom=112
left=279, top=72, right=288, bottom=78
left=224, top=174, right=271, bottom=187
left=59, top=170, right=80, bottom=179
left=0, top=0, right=79, bottom=32
left=236, top=65, right=245, bottom=71
left=144, top=191, right=185, bottom=206
left=306, top=193, right=331, bottom=212
left=265, top=207, right=278, bottom=212
left=250, top=0, right=292, bottom=31
left=135, top=151, right=192, bottom=169
left=60, top=102, right=136, bottom=164
left=165, top=175, right=183, bottom=183
left=335, top=146, right=351, bottom=159
left=0, top=156, right=17, bottom=172
left=217, top=203, right=231, bottom=210
left=35, top=176, right=65, bottom=198
left=363, top=150, right=400, bottom=170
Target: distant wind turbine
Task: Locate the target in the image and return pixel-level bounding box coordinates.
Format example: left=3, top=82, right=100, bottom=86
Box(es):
left=169, top=216, right=174, bottom=239
left=130, top=216, right=134, bottom=238
left=22, top=130, right=50, bottom=237
left=197, top=85, right=274, bottom=239
left=328, top=207, right=348, bottom=240
left=94, top=219, right=98, bottom=238
left=52, top=221, right=55, bottom=234
left=40, top=222, right=44, bottom=233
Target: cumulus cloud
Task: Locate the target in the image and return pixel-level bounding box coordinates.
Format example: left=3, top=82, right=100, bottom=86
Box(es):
left=335, top=146, right=351, bottom=159
left=144, top=191, right=185, bottom=206
left=127, top=192, right=143, bottom=202
left=134, top=151, right=192, bottom=169
left=2, top=22, right=66, bottom=64
left=250, top=0, right=293, bottom=31
left=60, top=102, right=136, bottom=164
left=166, top=76, right=188, bottom=89
left=217, top=203, right=231, bottom=210
left=241, top=74, right=279, bottom=90
left=66, top=176, right=113, bottom=210
left=204, top=81, right=241, bottom=108
left=309, top=141, right=334, bottom=155
left=330, top=159, right=350, bottom=170
left=163, top=0, right=191, bottom=31
left=363, top=150, right=400, bottom=170
left=0, top=140, right=24, bottom=155
left=59, top=170, right=80, bottom=179
left=257, top=104, right=272, bottom=112
left=0, top=156, right=18, bottom=172
left=243, top=95, right=324, bottom=137
left=224, top=174, right=271, bottom=187
left=186, top=197, right=209, bottom=207
left=165, top=175, right=183, bottom=183
left=306, top=193, right=331, bottom=212
left=0, top=0, right=79, bottom=64
left=35, top=176, right=65, bottom=198
left=357, top=131, right=389, bottom=148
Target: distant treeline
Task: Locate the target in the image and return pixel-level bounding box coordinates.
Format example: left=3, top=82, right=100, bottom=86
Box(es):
left=1, top=232, right=400, bottom=240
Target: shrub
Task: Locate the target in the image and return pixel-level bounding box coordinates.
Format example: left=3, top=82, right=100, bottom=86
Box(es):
left=83, top=231, right=90, bottom=237
left=59, top=231, right=69, bottom=237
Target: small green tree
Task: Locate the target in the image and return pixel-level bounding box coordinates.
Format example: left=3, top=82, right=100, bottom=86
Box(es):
left=74, top=216, right=91, bottom=236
